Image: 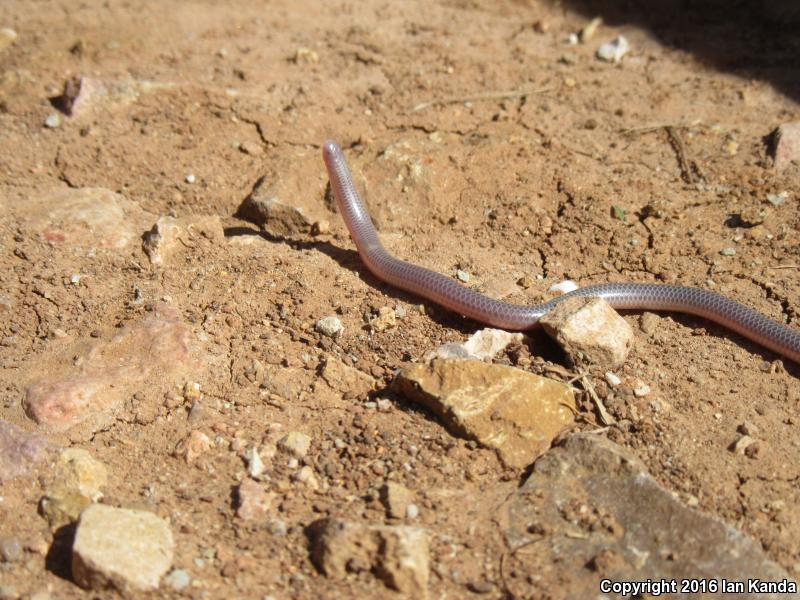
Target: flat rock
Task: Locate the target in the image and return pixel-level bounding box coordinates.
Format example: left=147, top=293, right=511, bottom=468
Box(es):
left=424, top=328, right=524, bottom=362
left=394, top=359, right=575, bottom=468
left=0, top=420, right=49, bottom=483
left=20, top=187, right=149, bottom=250
left=72, top=504, right=174, bottom=593
left=277, top=431, right=312, bottom=458
left=142, top=214, right=224, bottom=264
left=772, top=122, right=800, bottom=172
left=320, top=356, right=376, bottom=400
left=237, top=175, right=315, bottom=237
left=503, top=433, right=792, bottom=598
left=24, top=304, right=195, bottom=434
left=309, top=518, right=429, bottom=598
left=58, top=75, right=106, bottom=117
left=539, top=296, right=634, bottom=368
left=380, top=482, right=414, bottom=519
left=41, top=448, right=108, bottom=528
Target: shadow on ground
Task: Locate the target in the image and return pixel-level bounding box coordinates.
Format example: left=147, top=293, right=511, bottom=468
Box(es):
left=546, top=0, right=800, bottom=103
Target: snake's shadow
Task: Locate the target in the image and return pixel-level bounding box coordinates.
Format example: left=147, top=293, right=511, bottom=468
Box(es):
left=224, top=225, right=799, bottom=378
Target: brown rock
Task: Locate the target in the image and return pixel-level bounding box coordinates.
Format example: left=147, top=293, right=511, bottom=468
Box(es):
left=394, top=359, right=575, bottom=468
left=771, top=121, right=800, bottom=172
left=237, top=175, right=314, bottom=236
left=236, top=479, right=276, bottom=520
left=380, top=482, right=414, bottom=519
left=503, top=434, right=792, bottom=597
left=58, top=75, right=106, bottom=117
left=0, top=420, right=49, bottom=483
left=175, top=430, right=211, bottom=465
left=142, top=216, right=182, bottom=264
left=309, top=518, right=429, bottom=598
left=320, top=357, right=376, bottom=400
left=540, top=296, right=634, bottom=367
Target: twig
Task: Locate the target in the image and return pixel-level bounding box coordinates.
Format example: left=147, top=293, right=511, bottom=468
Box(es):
left=666, top=125, right=703, bottom=183
left=410, top=86, right=549, bottom=113
left=578, top=373, right=615, bottom=426
left=766, top=264, right=799, bottom=270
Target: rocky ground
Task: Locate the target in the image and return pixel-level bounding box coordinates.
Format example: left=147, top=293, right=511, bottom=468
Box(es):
left=0, top=0, right=799, bottom=598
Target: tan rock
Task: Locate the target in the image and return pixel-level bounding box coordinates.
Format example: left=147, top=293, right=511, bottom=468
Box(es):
left=237, top=175, right=314, bottom=236
left=236, top=479, right=275, bottom=520
left=394, top=359, right=575, bottom=468
left=277, top=431, right=312, bottom=458
left=369, top=306, right=397, bottom=332
left=540, top=296, right=634, bottom=367
left=380, top=482, right=414, bottom=519
left=175, top=430, right=211, bottom=465
left=424, top=328, right=524, bottom=362
left=310, top=518, right=429, bottom=598
left=142, top=216, right=182, bottom=264
left=320, top=357, right=376, bottom=400
left=41, top=449, right=108, bottom=528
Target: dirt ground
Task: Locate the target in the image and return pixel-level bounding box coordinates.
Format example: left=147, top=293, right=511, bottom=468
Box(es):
left=0, top=0, right=798, bottom=598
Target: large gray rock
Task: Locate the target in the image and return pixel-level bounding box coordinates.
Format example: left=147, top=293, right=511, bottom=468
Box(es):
left=503, top=434, right=793, bottom=598
left=72, top=504, right=174, bottom=593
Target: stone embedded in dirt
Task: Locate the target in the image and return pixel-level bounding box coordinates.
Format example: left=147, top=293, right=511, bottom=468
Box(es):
left=293, top=465, right=319, bottom=489
left=320, top=356, right=376, bottom=400
left=369, top=306, right=396, bottom=332
left=0, top=28, right=17, bottom=53
left=771, top=122, right=800, bottom=172
left=315, top=316, right=344, bottom=339
left=21, top=187, right=148, bottom=250
left=174, top=430, right=211, bottom=465
left=72, top=504, right=174, bottom=593
left=739, top=206, right=769, bottom=227
left=236, top=478, right=276, bottom=520
left=503, top=434, right=792, bottom=596
left=143, top=215, right=225, bottom=264
left=41, top=448, right=108, bottom=528
left=237, top=175, right=314, bottom=236
left=58, top=75, right=106, bottom=117
left=309, top=518, right=429, bottom=598
left=596, top=35, right=630, bottom=63
left=394, top=359, right=575, bottom=468
left=380, top=482, right=414, bottom=519
left=142, top=216, right=181, bottom=264
left=424, top=328, right=524, bottom=362
left=0, top=420, right=49, bottom=483
left=540, top=296, right=634, bottom=368
left=0, top=537, right=22, bottom=563
left=277, top=431, right=312, bottom=458
left=24, top=305, right=194, bottom=434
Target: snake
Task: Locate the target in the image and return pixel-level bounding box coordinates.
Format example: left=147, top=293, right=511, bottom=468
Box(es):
left=322, top=139, right=800, bottom=364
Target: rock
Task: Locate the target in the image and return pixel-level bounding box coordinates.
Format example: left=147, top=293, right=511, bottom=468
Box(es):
left=456, top=269, right=470, bottom=282
left=244, top=446, right=264, bottom=478
left=424, top=328, right=524, bottom=362
left=369, top=306, right=397, bottom=332
left=548, top=280, right=578, bottom=295
left=0, top=420, right=49, bottom=483
left=43, top=113, right=61, bottom=128
left=175, top=430, right=211, bottom=465
left=58, top=75, right=106, bottom=117
left=0, top=537, right=22, bottom=563
left=771, top=122, right=800, bottom=172
left=21, top=187, right=148, bottom=250
left=315, top=316, right=344, bottom=339
left=293, top=465, right=319, bottom=489
left=320, top=357, right=376, bottom=400
left=394, top=359, right=575, bottom=468
left=237, top=175, right=314, bottom=236
left=164, top=569, right=190, bottom=591
left=41, top=448, right=108, bottom=528
left=739, top=206, right=768, bottom=227
left=503, top=434, right=791, bottom=597
left=0, top=586, right=19, bottom=600
left=142, top=216, right=181, bottom=264
left=277, top=431, right=312, bottom=458
left=540, top=296, right=634, bottom=368
left=0, top=28, right=17, bottom=53
left=24, top=304, right=194, bottom=434
left=380, top=482, right=414, bottom=519
left=579, top=16, right=602, bottom=43
left=766, top=191, right=789, bottom=206
left=236, top=478, right=276, bottom=520
left=596, top=35, right=630, bottom=63
left=604, top=371, right=621, bottom=387
left=639, top=312, right=660, bottom=335
left=309, top=518, right=429, bottom=598
left=143, top=215, right=224, bottom=264
left=72, top=504, right=174, bottom=593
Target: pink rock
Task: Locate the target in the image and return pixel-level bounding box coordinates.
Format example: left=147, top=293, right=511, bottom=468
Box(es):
left=0, top=419, right=49, bottom=482
left=60, top=76, right=106, bottom=117
left=22, top=187, right=148, bottom=250
left=175, top=430, right=211, bottom=465
left=24, top=305, right=194, bottom=433
left=772, top=122, right=800, bottom=172
left=236, top=478, right=276, bottom=520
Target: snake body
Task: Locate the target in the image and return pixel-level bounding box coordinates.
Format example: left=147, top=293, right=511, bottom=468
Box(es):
left=322, top=139, right=800, bottom=364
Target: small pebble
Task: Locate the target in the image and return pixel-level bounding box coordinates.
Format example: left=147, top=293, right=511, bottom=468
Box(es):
left=548, top=280, right=578, bottom=295
left=268, top=519, right=287, bottom=536
left=604, top=371, right=621, bottom=387
left=738, top=421, right=759, bottom=436
left=185, top=174, right=196, bottom=184
left=69, top=273, right=81, bottom=285
left=766, top=191, right=788, bottom=206
left=406, top=503, right=419, bottom=519
left=245, top=446, right=264, bottom=479
left=597, top=35, right=630, bottom=63
left=633, top=382, right=651, bottom=397
left=0, top=537, right=22, bottom=563
left=164, top=569, right=191, bottom=591
left=43, top=113, right=61, bottom=128
left=315, top=316, right=344, bottom=339
left=720, top=247, right=736, bottom=256
left=0, top=28, right=18, bottom=53
left=456, top=270, right=470, bottom=283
